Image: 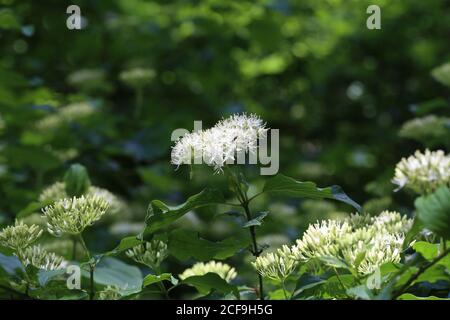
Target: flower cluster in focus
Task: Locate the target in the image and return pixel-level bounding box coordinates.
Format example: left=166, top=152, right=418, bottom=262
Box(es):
left=179, top=261, right=237, bottom=283
left=171, top=113, right=268, bottom=173
left=126, top=240, right=168, bottom=270
left=252, top=245, right=297, bottom=282
left=292, top=211, right=412, bottom=275
left=17, top=245, right=64, bottom=271
left=0, top=220, right=43, bottom=251
left=392, top=149, right=450, bottom=194
left=42, top=195, right=109, bottom=236
left=39, top=181, right=124, bottom=215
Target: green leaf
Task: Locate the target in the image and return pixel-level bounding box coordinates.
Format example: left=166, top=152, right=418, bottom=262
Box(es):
left=293, top=274, right=326, bottom=298
left=168, top=229, right=249, bottom=261
left=262, top=174, right=361, bottom=212
left=102, top=236, right=142, bottom=257
left=64, top=163, right=91, bottom=197
left=182, top=273, right=239, bottom=298
left=415, top=186, right=450, bottom=239
left=398, top=293, right=450, bottom=300
left=242, top=211, right=268, bottom=228
left=413, top=241, right=438, bottom=261
left=87, top=257, right=143, bottom=292
left=0, top=253, right=24, bottom=276
left=143, top=273, right=172, bottom=287
left=318, top=256, right=349, bottom=269
left=347, top=284, right=374, bottom=300
left=143, top=188, right=225, bottom=236
left=16, top=199, right=53, bottom=219
left=402, top=217, right=424, bottom=250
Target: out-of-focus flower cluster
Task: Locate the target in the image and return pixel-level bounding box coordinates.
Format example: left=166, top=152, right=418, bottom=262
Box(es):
left=120, top=67, right=155, bottom=89
left=392, top=149, right=450, bottom=194
left=35, top=102, right=95, bottom=131
left=171, top=113, right=268, bottom=173
left=39, top=181, right=125, bottom=215
left=126, top=240, right=168, bottom=270
left=42, top=195, right=109, bottom=236
left=432, top=62, right=450, bottom=87
left=292, top=211, right=412, bottom=275
left=252, top=245, right=297, bottom=282
left=399, top=115, right=450, bottom=143
left=179, top=261, right=237, bottom=283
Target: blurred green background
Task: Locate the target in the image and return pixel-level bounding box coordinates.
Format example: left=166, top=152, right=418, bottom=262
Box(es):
left=0, top=0, right=449, bottom=292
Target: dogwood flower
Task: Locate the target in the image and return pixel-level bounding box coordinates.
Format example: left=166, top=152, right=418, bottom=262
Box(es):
left=0, top=221, right=43, bottom=251
left=392, top=149, right=450, bottom=194
left=171, top=113, right=267, bottom=173
left=292, top=211, right=412, bottom=275
left=179, top=261, right=237, bottom=282
left=17, top=245, right=64, bottom=270
left=39, top=181, right=124, bottom=215
left=120, top=67, right=155, bottom=88
left=252, top=245, right=297, bottom=282
left=126, top=240, right=168, bottom=270
left=42, top=195, right=109, bottom=236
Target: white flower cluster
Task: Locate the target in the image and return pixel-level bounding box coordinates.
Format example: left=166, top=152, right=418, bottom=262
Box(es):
left=179, top=261, right=237, bottom=283
left=291, top=211, right=412, bottom=275
left=35, top=102, right=95, bottom=131
left=252, top=245, right=297, bottom=282
left=98, top=285, right=123, bottom=300
left=0, top=220, right=43, bottom=251
left=39, top=181, right=125, bottom=215
left=399, top=115, right=449, bottom=143
left=17, top=245, right=64, bottom=271
left=0, top=221, right=63, bottom=270
left=126, top=240, right=168, bottom=270
left=42, top=195, right=109, bottom=236
left=392, top=149, right=450, bottom=194
left=171, top=114, right=268, bottom=172
left=120, top=67, right=155, bottom=88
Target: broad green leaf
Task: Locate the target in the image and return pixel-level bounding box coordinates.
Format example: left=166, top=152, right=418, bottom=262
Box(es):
left=293, top=274, right=326, bottom=297
left=102, top=236, right=142, bottom=257
left=86, top=257, right=143, bottom=292
left=402, top=217, right=424, bottom=250
left=413, top=241, right=438, bottom=261
left=262, top=174, right=361, bottom=212
left=168, top=229, right=249, bottom=261
left=143, top=273, right=172, bottom=287
left=143, top=188, right=225, bottom=236
left=347, top=284, right=374, bottom=300
left=242, top=211, right=268, bottom=228
left=182, top=273, right=239, bottom=298
left=64, top=163, right=91, bottom=197
left=398, top=293, right=450, bottom=300
left=0, top=253, right=24, bottom=276
left=415, top=186, right=450, bottom=239
left=319, top=256, right=349, bottom=269
left=38, top=269, right=67, bottom=287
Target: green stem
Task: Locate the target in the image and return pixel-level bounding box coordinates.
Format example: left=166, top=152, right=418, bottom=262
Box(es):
left=281, top=280, right=288, bottom=300
left=225, top=166, right=265, bottom=300
left=155, top=266, right=170, bottom=300
left=72, top=237, right=77, bottom=261
left=78, top=234, right=95, bottom=300
left=392, top=247, right=450, bottom=300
